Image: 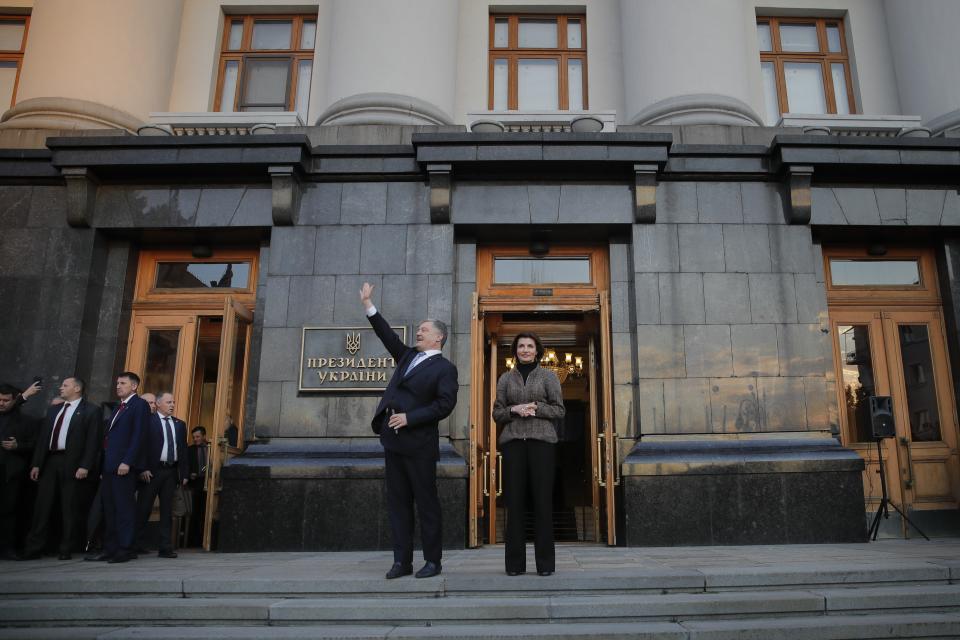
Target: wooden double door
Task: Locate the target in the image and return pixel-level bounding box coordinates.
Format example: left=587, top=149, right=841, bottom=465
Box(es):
left=468, top=245, right=618, bottom=547
left=827, top=248, right=960, bottom=534
left=124, top=249, right=256, bottom=550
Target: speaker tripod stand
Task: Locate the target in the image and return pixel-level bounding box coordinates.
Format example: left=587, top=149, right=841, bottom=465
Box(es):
left=868, top=438, right=929, bottom=541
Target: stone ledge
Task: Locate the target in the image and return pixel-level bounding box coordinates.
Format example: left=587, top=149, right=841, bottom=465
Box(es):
left=622, top=437, right=864, bottom=476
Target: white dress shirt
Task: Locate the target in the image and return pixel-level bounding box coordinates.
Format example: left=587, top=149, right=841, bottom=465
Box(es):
left=50, top=400, right=79, bottom=450
left=366, top=305, right=441, bottom=373
left=158, top=413, right=177, bottom=462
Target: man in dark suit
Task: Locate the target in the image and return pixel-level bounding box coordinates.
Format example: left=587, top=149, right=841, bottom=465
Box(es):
left=0, top=381, right=40, bottom=560
left=20, top=377, right=100, bottom=560
left=186, top=426, right=208, bottom=546
left=87, top=372, right=149, bottom=564
left=134, top=392, right=188, bottom=558
left=360, top=282, right=459, bottom=579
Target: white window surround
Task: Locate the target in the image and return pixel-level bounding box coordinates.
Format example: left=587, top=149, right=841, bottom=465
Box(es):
left=467, top=110, right=616, bottom=133
left=142, top=111, right=304, bottom=136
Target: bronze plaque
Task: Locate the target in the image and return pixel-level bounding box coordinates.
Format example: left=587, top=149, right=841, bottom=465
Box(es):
left=298, top=325, right=406, bottom=392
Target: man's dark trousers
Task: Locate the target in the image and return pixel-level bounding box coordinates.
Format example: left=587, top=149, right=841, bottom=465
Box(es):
left=24, top=453, right=78, bottom=555
left=385, top=449, right=441, bottom=565
left=135, top=465, right=177, bottom=552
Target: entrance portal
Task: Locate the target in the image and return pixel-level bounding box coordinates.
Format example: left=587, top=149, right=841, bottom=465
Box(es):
left=826, top=246, right=960, bottom=536
left=124, top=249, right=256, bottom=550
left=468, top=245, right=617, bottom=547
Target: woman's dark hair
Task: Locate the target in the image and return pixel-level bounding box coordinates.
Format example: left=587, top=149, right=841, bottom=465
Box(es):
left=511, top=331, right=544, bottom=362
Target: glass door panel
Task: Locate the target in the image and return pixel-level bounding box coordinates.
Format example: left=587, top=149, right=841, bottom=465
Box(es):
left=830, top=311, right=901, bottom=511
left=882, top=311, right=960, bottom=513
left=126, top=314, right=197, bottom=416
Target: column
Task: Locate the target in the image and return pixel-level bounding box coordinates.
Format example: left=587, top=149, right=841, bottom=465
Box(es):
left=884, top=0, right=960, bottom=135
left=619, top=0, right=761, bottom=126
left=2, top=0, right=184, bottom=131
left=317, top=0, right=458, bottom=125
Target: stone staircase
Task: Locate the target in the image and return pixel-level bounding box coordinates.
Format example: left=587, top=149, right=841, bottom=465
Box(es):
left=1, top=545, right=959, bottom=639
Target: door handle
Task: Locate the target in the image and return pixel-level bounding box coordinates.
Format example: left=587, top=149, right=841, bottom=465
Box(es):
left=496, top=452, right=503, bottom=497
left=482, top=452, right=490, bottom=497
left=597, top=434, right=606, bottom=487
left=899, top=436, right=915, bottom=489
left=612, top=430, right=621, bottom=487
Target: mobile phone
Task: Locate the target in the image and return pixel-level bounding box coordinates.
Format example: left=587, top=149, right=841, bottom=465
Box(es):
left=32, top=376, right=42, bottom=385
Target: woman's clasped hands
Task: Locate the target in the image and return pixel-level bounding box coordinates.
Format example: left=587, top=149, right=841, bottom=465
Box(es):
left=510, top=402, right=537, bottom=418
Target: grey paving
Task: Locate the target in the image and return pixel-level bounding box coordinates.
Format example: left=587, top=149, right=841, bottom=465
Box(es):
left=2, top=540, right=960, bottom=638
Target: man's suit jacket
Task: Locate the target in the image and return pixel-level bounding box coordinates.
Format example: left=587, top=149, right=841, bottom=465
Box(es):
left=368, top=311, right=459, bottom=460
left=142, top=413, right=189, bottom=481
left=103, top=394, right=149, bottom=474
left=0, top=405, right=36, bottom=481
left=31, top=398, right=101, bottom=475
left=187, top=443, right=208, bottom=489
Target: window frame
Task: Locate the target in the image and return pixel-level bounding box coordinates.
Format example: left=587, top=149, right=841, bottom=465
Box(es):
left=0, top=15, right=29, bottom=108
left=214, top=13, right=315, bottom=114
left=487, top=13, right=588, bottom=111
left=757, top=16, right=855, bottom=119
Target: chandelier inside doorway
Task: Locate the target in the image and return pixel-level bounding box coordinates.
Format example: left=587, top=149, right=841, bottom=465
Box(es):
left=506, top=349, right=585, bottom=384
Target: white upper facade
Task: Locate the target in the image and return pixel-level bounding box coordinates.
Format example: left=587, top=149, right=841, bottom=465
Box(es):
left=1, top=0, right=958, bottom=135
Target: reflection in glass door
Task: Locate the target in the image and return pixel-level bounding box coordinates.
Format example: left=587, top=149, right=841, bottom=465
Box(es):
left=127, top=314, right=198, bottom=410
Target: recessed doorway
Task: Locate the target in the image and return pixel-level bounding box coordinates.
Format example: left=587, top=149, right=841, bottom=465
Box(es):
left=469, top=245, right=618, bottom=547
left=124, top=249, right=256, bottom=550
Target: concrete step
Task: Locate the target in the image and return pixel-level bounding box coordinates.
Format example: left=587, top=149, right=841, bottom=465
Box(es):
left=1, top=613, right=960, bottom=639
left=2, top=560, right=956, bottom=598
left=2, top=585, right=959, bottom=627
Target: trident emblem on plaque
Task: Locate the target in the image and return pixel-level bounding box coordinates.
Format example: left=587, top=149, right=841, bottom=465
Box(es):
left=345, top=331, right=361, bottom=355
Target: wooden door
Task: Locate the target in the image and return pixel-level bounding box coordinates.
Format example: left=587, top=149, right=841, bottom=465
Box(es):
left=831, top=310, right=901, bottom=509
left=202, top=296, right=253, bottom=550
left=586, top=336, right=602, bottom=540
left=126, top=313, right=198, bottom=414
left=831, top=308, right=960, bottom=527
left=468, top=293, right=485, bottom=547
left=597, top=290, right=617, bottom=545
left=882, top=309, right=960, bottom=514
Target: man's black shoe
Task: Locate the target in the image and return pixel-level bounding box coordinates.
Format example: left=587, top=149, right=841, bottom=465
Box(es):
left=385, top=562, right=412, bottom=579
left=415, top=561, right=441, bottom=578
left=58, top=553, right=72, bottom=561
left=0, top=548, right=19, bottom=561
left=107, top=552, right=136, bottom=564
left=537, top=570, right=554, bottom=577
left=157, top=550, right=177, bottom=559
left=506, top=570, right=523, bottom=576
left=85, top=552, right=111, bottom=562
left=16, top=552, right=41, bottom=561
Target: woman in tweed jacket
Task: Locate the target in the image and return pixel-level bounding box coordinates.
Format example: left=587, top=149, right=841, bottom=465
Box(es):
left=492, top=331, right=565, bottom=576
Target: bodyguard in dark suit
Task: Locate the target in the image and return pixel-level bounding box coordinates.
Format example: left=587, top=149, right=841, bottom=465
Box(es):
left=89, top=372, right=149, bottom=563
left=134, top=392, right=188, bottom=558
left=0, top=382, right=39, bottom=560
left=360, top=282, right=459, bottom=580
left=20, top=377, right=99, bottom=560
